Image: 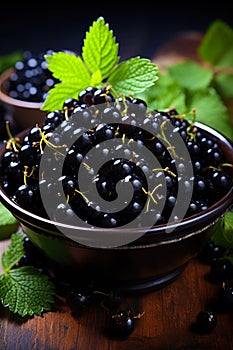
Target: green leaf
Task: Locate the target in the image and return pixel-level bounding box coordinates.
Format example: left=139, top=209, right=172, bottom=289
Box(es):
left=45, top=52, right=90, bottom=84
left=0, top=203, right=19, bottom=240
left=214, top=73, right=233, bottom=99
left=168, top=60, right=213, bottom=90
left=0, top=51, right=23, bottom=73
left=187, top=87, right=233, bottom=141
left=138, top=72, right=186, bottom=112
left=1, top=232, right=24, bottom=272
left=41, top=81, right=86, bottom=111
left=0, top=266, right=55, bottom=316
left=108, top=57, right=159, bottom=95
left=82, top=16, right=119, bottom=79
left=209, top=211, right=233, bottom=249
left=90, top=69, right=102, bottom=87
left=198, top=19, right=233, bottom=67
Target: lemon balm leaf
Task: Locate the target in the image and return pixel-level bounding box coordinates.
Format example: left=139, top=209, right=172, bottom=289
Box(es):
left=0, top=233, right=55, bottom=317
left=0, top=51, right=23, bottom=74
left=41, top=17, right=159, bottom=112
left=198, top=19, right=233, bottom=68
left=108, top=57, right=159, bottom=95
left=41, top=81, right=86, bottom=111
left=41, top=52, right=92, bottom=111
left=45, top=51, right=91, bottom=84
left=214, top=73, right=233, bottom=99
left=90, top=69, right=103, bottom=87
left=0, top=202, right=19, bottom=240
left=187, top=87, right=233, bottom=140
left=168, top=60, right=213, bottom=90
left=1, top=232, right=24, bottom=272
left=0, top=266, right=55, bottom=316
left=138, top=72, right=186, bottom=111
left=209, top=211, right=233, bottom=249
left=82, top=17, right=119, bottom=79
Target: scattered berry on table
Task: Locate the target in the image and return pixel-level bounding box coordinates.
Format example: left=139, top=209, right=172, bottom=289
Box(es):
left=193, top=310, right=217, bottom=334
left=106, top=310, right=135, bottom=338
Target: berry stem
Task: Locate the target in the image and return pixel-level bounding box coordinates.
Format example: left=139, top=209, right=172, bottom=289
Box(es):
left=143, top=184, right=163, bottom=212
left=152, top=167, right=177, bottom=178
left=74, top=189, right=90, bottom=204
left=37, top=124, right=67, bottom=156
left=4, top=121, right=21, bottom=152
left=157, top=120, right=178, bottom=159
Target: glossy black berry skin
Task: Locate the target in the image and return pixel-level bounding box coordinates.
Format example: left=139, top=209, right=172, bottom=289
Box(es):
left=66, top=287, right=93, bottom=316
left=198, top=239, right=226, bottom=264
left=217, top=285, right=233, bottom=312
left=210, top=258, right=233, bottom=284
left=1, top=92, right=232, bottom=230
left=107, top=310, right=135, bottom=338
left=194, top=310, right=217, bottom=334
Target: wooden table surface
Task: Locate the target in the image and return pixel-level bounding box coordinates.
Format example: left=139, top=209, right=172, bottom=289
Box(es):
left=0, top=237, right=232, bottom=350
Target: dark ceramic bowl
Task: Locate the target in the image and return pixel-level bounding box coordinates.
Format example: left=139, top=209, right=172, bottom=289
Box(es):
left=0, top=123, right=232, bottom=295
left=0, top=68, right=47, bottom=130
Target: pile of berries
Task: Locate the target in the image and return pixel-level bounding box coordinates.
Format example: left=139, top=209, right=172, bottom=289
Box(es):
left=4, top=50, right=60, bottom=103
left=191, top=237, right=233, bottom=334
left=0, top=86, right=232, bottom=229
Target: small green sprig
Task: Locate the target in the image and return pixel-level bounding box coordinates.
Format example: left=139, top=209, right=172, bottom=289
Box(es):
left=205, top=210, right=233, bottom=267
left=0, top=51, right=23, bottom=74
left=139, top=19, right=233, bottom=141
left=0, top=232, right=55, bottom=317
left=0, top=202, right=19, bottom=240
left=208, top=211, right=233, bottom=252
left=41, top=16, right=159, bottom=112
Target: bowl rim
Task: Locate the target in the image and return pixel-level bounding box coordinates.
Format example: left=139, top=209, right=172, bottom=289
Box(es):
left=0, top=67, right=43, bottom=109
left=0, top=121, right=232, bottom=245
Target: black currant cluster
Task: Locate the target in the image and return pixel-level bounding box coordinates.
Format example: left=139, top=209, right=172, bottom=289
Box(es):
left=4, top=50, right=60, bottom=103
left=191, top=237, right=233, bottom=334
left=0, top=86, right=232, bottom=229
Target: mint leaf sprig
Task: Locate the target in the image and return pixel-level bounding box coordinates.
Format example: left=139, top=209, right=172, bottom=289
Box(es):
left=0, top=232, right=55, bottom=317
left=41, top=16, right=158, bottom=112
left=208, top=211, right=233, bottom=252
left=206, top=210, right=233, bottom=266
left=139, top=19, right=233, bottom=141
left=0, top=202, right=19, bottom=240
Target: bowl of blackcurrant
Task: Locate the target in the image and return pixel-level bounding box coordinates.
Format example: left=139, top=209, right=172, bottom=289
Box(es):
left=0, top=86, right=232, bottom=295
left=0, top=50, right=59, bottom=131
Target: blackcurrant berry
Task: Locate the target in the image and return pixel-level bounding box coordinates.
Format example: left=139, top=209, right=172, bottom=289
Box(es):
left=198, top=239, right=226, bottom=264
left=66, top=287, right=93, bottom=316
left=107, top=310, right=135, bottom=338
left=217, top=284, right=233, bottom=312
left=193, top=310, right=217, bottom=334
left=210, top=258, right=233, bottom=284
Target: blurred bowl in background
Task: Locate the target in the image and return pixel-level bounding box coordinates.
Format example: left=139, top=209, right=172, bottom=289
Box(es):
left=0, top=68, right=47, bottom=130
